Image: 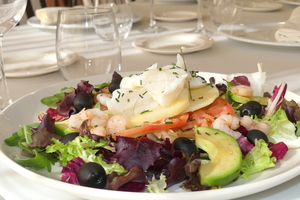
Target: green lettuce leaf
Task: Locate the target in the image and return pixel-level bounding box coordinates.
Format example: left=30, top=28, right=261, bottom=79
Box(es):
left=146, top=174, right=168, bottom=193
left=240, top=139, right=276, bottom=179
left=46, top=135, right=126, bottom=175
left=266, top=107, right=300, bottom=148
left=40, top=87, right=74, bottom=107
left=15, top=149, right=57, bottom=172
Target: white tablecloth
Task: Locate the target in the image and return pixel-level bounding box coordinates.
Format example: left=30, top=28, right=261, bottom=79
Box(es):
left=1, top=1, right=300, bottom=200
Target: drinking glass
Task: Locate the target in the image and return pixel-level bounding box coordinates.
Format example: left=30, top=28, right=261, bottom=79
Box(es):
left=141, top=0, right=165, bottom=33
left=0, top=0, right=27, bottom=111
left=96, top=0, right=133, bottom=40
left=209, top=0, right=243, bottom=28
left=56, top=7, right=122, bottom=81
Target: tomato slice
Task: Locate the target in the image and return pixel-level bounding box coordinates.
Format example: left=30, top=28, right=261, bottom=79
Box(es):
left=182, top=97, right=234, bottom=131
left=113, top=113, right=189, bottom=138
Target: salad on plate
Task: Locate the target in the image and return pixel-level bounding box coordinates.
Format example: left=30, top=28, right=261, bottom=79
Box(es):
left=4, top=54, right=300, bottom=193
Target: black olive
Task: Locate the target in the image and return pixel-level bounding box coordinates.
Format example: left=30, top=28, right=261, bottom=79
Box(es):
left=60, top=132, right=79, bottom=144
left=240, top=101, right=263, bottom=118
left=74, top=92, right=94, bottom=112
left=247, top=129, right=269, bottom=145
left=173, top=137, right=198, bottom=156
left=108, top=77, right=122, bottom=93
left=78, top=162, right=107, bottom=189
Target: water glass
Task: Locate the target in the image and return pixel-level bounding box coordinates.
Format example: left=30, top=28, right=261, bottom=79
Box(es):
left=97, top=0, right=133, bottom=40
left=209, top=0, right=243, bottom=28
left=56, top=7, right=122, bottom=81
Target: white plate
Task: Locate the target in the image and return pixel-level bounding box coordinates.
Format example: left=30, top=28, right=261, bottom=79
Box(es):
left=0, top=159, right=82, bottom=200
left=155, top=0, right=197, bottom=5
left=27, top=11, right=143, bottom=29
left=218, top=22, right=300, bottom=47
left=280, top=0, right=300, bottom=6
left=154, top=11, right=197, bottom=22
left=132, top=33, right=214, bottom=54
left=1, top=72, right=300, bottom=200
left=4, top=50, right=58, bottom=78
left=243, top=2, right=283, bottom=12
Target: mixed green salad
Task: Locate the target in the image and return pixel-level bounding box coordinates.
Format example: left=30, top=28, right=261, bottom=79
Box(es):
left=4, top=55, right=300, bottom=192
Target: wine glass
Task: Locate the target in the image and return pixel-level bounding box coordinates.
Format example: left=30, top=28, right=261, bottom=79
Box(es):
left=209, top=0, right=243, bottom=28
left=190, top=0, right=211, bottom=35
left=0, top=0, right=27, bottom=111
left=96, top=0, right=133, bottom=40
left=141, top=0, right=165, bottom=33
left=56, top=7, right=122, bottom=80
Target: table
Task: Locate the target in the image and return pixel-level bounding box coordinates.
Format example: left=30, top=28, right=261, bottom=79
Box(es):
left=1, top=1, right=300, bottom=199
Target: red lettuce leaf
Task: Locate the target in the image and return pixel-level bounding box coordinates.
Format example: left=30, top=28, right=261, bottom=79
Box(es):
left=76, top=80, right=94, bottom=94
left=61, top=157, right=85, bottom=184
left=230, top=76, right=251, bottom=86
left=282, top=99, right=300, bottom=123
left=264, top=83, right=287, bottom=119
left=269, top=142, right=288, bottom=161
left=237, top=135, right=254, bottom=155
left=57, top=90, right=76, bottom=117
left=114, top=136, right=162, bottom=171
left=163, top=150, right=187, bottom=187
left=107, top=167, right=146, bottom=191
left=182, top=154, right=209, bottom=191
left=38, top=108, right=68, bottom=122
left=29, top=113, right=61, bottom=148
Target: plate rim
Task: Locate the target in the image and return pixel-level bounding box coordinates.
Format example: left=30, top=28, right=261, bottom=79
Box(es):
left=280, top=0, right=300, bottom=6
left=242, top=2, right=283, bottom=12
left=132, top=33, right=214, bottom=54
left=27, top=11, right=143, bottom=29
left=1, top=71, right=300, bottom=199
left=154, top=11, right=198, bottom=22
left=218, top=22, right=300, bottom=47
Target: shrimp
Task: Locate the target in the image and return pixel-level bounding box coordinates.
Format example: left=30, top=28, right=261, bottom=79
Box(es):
left=106, top=115, right=130, bottom=135
left=229, top=85, right=253, bottom=98
left=240, top=116, right=271, bottom=134
left=212, top=114, right=242, bottom=139
left=96, top=93, right=112, bottom=107
left=90, top=126, right=107, bottom=137
left=68, top=108, right=109, bottom=131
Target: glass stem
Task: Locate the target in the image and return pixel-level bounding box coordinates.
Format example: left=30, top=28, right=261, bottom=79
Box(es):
left=0, top=36, right=12, bottom=111
left=149, top=0, right=156, bottom=28
left=196, top=0, right=204, bottom=32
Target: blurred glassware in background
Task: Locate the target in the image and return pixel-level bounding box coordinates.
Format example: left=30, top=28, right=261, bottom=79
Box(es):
left=141, top=0, right=166, bottom=33
left=96, top=0, right=133, bottom=40
left=56, top=7, right=122, bottom=81
left=0, top=0, right=27, bottom=111
left=209, top=0, right=243, bottom=28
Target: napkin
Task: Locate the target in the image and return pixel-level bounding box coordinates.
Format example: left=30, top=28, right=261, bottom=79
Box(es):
left=275, top=6, right=300, bottom=43
left=35, top=7, right=68, bottom=25
left=4, top=51, right=58, bottom=78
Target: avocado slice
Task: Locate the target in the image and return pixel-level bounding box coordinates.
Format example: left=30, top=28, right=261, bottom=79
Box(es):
left=228, top=91, right=269, bottom=105
left=195, top=127, right=242, bottom=187
left=55, top=120, right=74, bottom=136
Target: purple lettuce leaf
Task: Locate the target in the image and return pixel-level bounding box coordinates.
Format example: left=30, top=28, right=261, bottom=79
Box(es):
left=57, top=90, right=76, bottom=117
left=106, top=167, right=146, bottom=191
left=230, top=76, right=251, bottom=86
left=237, top=135, right=254, bottom=156
left=163, top=151, right=187, bottom=187
left=182, top=154, right=209, bottom=191
left=29, top=113, right=61, bottom=148
left=114, top=136, right=162, bottom=171
left=282, top=99, right=300, bottom=123
left=76, top=80, right=94, bottom=94
left=269, top=142, right=288, bottom=161
left=61, top=157, right=85, bottom=184
left=264, top=83, right=287, bottom=120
